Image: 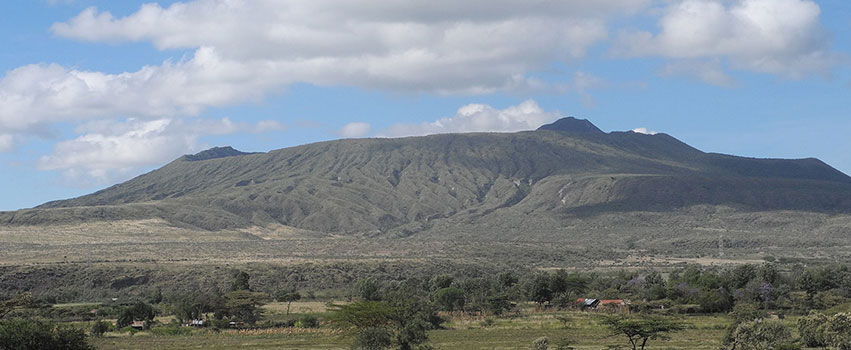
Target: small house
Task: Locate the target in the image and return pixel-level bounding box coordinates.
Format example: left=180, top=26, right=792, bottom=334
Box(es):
left=576, top=298, right=629, bottom=312
left=130, top=321, right=147, bottom=330
left=575, top=298, right=600, bottom=309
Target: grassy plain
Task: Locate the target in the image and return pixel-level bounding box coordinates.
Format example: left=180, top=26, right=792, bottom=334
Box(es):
left=87, top=303, right=761, bottom=350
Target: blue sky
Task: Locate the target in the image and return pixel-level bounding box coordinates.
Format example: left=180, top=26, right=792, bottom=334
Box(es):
left=0, top=0, right=849, bottom=211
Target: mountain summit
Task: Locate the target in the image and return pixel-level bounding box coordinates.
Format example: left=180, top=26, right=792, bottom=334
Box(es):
left=537, top=117, right=604, bottom=134
left=6, top=118, right=851, bottom=239
left=181, top=146, right=258, bottom=161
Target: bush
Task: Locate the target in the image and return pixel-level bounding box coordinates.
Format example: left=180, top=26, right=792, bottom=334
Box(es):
left=89, top=320, right=112, bottom=337
left=295, top=314, right=319, bottom=328
left=824, top=312, right=851, bottom=350
left=731, top=319, right=795, bottom=350
left=532, top=336, right=549, bottom=350
left=0, top=318, right=93, bottom=350
left=119, top=326, right=139, bottom=336
left=352, top=327, right=392, bottom=350
left=797, top=311, right=829, bottom=348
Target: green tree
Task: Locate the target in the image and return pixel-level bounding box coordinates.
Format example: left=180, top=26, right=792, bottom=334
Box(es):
left=90, top=320, right=111, bottom=337
left=484, top=293, right=514, bottom=316
left=173, top=293, right=224, bottom=323
left=433, top=287, right=465, bottom=312
left=497, top=271, right=519, bottom=289
left=356, top=278, right=382, bottom=301
left=116, top=301, right=156, bottom=328
left=231, top=271, right=251, bottom=291
left=729, top=319, right=796, bottom=350
left=824, top=312, right=851, bottom=350
left=429, top=275, right=454, bottom=291
left=642, top=271, right=667, bottom=301
left=529, top=274, right=553, bottom=306
left=0, top=318, right=93, bottom=350
left=550, top=269, right=569, bottom=296
left=722, top=303, right=768, bottom=348
left=330, top=300, right=438, bottom=350
left=601, top=315, right=686, bottom=350
left=797, top=311, right=829, bottom=348
left=220, top=290, right=269, bottom=325
left=352, top=327, right=393, bottom=350
left=698, top=288, right=734, bottom=313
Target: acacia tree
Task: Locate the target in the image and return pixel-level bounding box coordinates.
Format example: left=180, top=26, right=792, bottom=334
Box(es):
left=330, top=300, right=437, bottom=350
left=220, top=290, right=270, bottom=325
left=602, top=315, right=685, bottom=350
left=276, top=291, right=301, bottom=316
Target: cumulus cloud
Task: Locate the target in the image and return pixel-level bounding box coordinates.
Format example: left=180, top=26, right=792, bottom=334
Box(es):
left=614, top=0, right=840, bottom=78
left=38, top=117, right=281, bottom=185
left=339, top=122, right=372, bottom=138
left=631, top=127, right=658, bottom=135
left=46, top=1, right=645, bottom=97
left=0, top=50, right=282, bottom=135
left=382, top=100, right=560, bottom=137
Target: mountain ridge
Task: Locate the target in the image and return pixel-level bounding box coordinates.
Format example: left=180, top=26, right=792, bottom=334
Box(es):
left=10, top=118, right=851, bottom=238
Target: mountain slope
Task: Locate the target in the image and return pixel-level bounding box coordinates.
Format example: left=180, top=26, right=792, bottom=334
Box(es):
left=8, top=118, right=851, bottom=237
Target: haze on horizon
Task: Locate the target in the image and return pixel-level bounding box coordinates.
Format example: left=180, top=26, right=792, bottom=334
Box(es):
left=1, top=0, right=849, bottom=211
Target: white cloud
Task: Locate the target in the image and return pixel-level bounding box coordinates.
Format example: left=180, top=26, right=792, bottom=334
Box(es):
left=1, top=0, right=650, bottom=145
left=631, top=127, right=658, bottom=135
left=38, top=119, right=193, bottom=185
left=339, top=122, right=372, bottom=138
left=382, top=100, right=560, bottom=137
left=0, top=50, right=280, bottom=135
left=45, top=1, right=645, bottom=98
left=614, top=0, right=840, bottom=78
left=38, top=117, right=280, bottom=185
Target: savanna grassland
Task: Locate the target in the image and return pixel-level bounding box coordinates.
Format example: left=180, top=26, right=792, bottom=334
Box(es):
left=88, top=302, right=732, bottom=350
left=84, top=302, right=812, bottom=350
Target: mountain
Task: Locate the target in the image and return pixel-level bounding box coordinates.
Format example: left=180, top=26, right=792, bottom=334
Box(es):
left=4, top=118, right=851, bottom=240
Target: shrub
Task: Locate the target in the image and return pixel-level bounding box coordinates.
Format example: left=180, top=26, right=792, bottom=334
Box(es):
left=731, top=319, right=795, bottom=350
left=797, top=311, right=829, bottom=348
left=89, top=320, right=112, bottom=337
left=295, top=314, right=319, bottom=328
left=0, top=318, right=93, bottom=350
left=352, top=327, right=392, bottom=350
left=824, top=312, right=851, bottom=350
left=532, top=336, right=549, bottom=350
